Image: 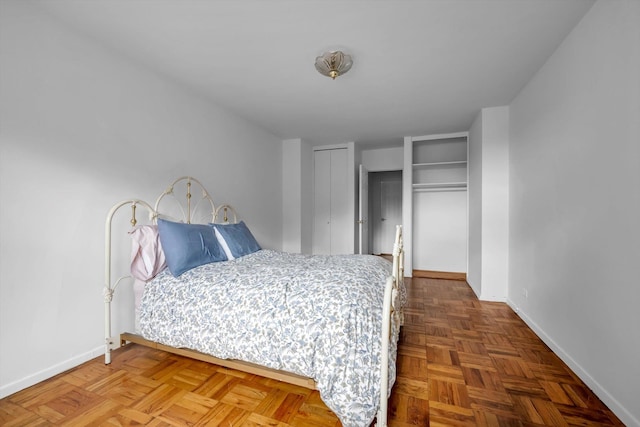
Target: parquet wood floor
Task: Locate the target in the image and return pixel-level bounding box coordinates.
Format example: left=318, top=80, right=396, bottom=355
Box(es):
left=0, top=278, right=624, bottom=426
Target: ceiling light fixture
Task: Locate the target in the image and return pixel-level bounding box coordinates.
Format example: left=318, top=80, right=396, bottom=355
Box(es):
left=315, top=50, right=353, bottom=80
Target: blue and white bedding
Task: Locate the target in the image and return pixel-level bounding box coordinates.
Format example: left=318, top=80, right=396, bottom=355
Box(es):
left=138, top=249, right=403, bottom=427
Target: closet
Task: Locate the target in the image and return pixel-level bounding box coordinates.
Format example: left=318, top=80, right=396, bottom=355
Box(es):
left=403, top=132, right=468, bottom=276
left=312, top=146, right=354, bottom=255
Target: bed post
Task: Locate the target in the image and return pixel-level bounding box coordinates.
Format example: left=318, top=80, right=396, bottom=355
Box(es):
left=104, top=201, right=123, bottom=365
left=378, top=224, right=403, bottom=426
left=104, top=199, right=154, bottom=364
left=378, top=276, right=394, bottom=426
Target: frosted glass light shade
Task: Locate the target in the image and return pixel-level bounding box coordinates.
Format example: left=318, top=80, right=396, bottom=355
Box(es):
left=315, top=51, right=353, bottom=79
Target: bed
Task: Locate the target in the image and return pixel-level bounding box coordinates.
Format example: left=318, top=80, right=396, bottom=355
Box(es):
left=104, top=176, right=405, bottom=427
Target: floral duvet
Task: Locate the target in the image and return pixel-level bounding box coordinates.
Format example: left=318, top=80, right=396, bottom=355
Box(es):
left=139, top=249, right=403, bottom=427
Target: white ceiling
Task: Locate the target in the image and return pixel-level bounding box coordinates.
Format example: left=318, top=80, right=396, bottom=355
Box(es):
left=39, top=0, right=595, bottom=146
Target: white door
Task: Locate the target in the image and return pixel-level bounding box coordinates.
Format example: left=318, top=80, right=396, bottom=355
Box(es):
left=313, top=150, right=331, bottom=254
left=329, top=149, right=351, bottom=254
left=378, top=179, right=403, bottom=254
left=358, top=165, right=369, bottom=254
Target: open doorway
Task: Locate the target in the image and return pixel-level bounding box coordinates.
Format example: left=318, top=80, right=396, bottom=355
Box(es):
left=368, top=170, right=402, bottom=255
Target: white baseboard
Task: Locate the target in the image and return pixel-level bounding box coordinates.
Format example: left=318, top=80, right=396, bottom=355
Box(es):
left=506, top=298, right=639, bottom=427
left=0, top=345, right=104, bottom=399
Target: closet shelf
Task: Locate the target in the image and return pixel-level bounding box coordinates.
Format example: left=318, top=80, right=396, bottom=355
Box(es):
left=413, top=160, right=467, bottom=168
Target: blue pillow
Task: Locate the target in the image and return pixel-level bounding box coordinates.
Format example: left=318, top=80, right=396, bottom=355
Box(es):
left=213, top=221, right=261, bottom=260
left=157, top=219, right=227, bottom=276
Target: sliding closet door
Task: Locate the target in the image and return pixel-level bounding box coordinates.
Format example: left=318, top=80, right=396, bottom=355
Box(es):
left=312, top=148, right=351, bottom=255
left=313, top=150, right=332, bottom=254
left=329, top=149, right=350, bottom=254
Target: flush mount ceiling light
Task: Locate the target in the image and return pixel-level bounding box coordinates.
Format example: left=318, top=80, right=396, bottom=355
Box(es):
left=315, top=50, right=353, bottom=80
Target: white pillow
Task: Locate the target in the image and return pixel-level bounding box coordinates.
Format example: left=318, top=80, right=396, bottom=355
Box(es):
left=214, top=227, right=235, bottom=260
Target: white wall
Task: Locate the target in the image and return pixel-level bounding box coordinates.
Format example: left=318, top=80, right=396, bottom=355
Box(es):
left=361, top=146, right=404, bottom=172
left=282, top=137, right=314, bottom=254
left=467, top=113, right=483, bottom=296
left=402, top=138, right=413, bottom=275
left=300, top=140, right=314, bottom=254
left=282, top=139, right=302, bottom=253
left=413, top=190, right=467, bottom=272
left=347, top=142, right=357, bottom=252
left=508, top=1, right=640, bottom=425
left=0, top=1, right=282, bottom=397
left=480, top=107, right=509, bottom=301
left=468, top=106, right=509, bottom=301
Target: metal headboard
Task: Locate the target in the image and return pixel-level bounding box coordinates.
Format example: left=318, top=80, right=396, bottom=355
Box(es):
left=154, top=176, right=216, bottom=224
left=213, top=204, right=239, bottom=224
left=104, top=176, right=216, bottom=363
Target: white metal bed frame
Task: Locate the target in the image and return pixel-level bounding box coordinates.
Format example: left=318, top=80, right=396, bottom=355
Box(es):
left=104, top=176, right=404, bottom=426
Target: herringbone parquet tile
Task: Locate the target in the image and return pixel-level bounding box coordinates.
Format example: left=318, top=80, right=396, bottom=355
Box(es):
left=0, top=277, right=625, bottom=426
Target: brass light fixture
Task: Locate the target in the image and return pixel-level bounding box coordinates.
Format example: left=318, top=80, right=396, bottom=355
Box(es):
left=315, top=50, right=353, bottom=80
